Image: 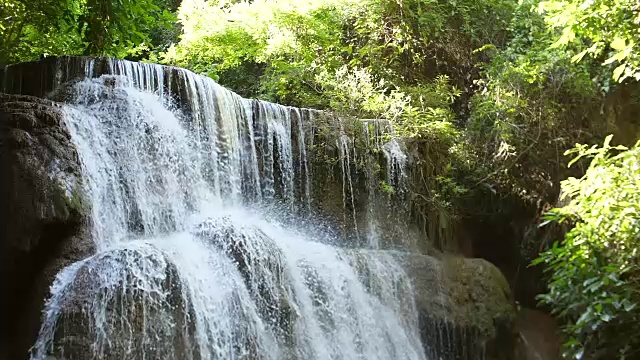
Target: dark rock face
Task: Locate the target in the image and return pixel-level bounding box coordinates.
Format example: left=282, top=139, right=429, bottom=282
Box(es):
left=394, top=253, right=517, bottom=360
left=1, top=57, right=110, bottom=98
left=307, top=116, right=426, bottom=251
left=0, top=93, right=93, bottom=360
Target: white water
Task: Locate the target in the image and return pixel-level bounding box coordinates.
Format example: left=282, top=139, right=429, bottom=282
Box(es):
left=382, top=138, right=408, bottom=194
left=356, top=120, right=410, bottom=249
left=29, top=60, right=424, bottom=360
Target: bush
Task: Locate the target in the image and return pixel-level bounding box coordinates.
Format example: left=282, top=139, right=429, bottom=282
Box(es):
left=534, top=136, right=640, bottom=359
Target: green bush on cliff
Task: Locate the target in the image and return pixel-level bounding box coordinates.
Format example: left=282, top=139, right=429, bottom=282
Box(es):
left=466, top=0, right=602, bottom=204
left=534, top=136, right=640, bottom=359
left=162, top=0, right=637, bottom=205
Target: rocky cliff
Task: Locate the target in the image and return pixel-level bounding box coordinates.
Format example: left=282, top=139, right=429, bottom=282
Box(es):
left=0, top=93, right=93, bottom=359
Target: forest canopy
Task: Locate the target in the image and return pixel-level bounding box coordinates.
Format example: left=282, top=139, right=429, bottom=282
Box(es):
left=0, top=0, right=178, bottom=62
left=2, top=0, right=640, bottom=358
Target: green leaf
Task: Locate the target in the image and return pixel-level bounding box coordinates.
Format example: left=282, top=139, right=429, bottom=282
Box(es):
left=571, top=49, right=588, bottom=63
left=611, top=37, right=627, bottom=51
left=612, top=64, right=626, bottom=81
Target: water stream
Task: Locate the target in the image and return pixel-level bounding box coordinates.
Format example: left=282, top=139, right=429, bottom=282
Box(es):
left=28, top=60, right=426, bottom=360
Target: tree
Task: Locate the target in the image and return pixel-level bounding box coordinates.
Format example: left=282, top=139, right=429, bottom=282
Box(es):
left=539, top=0, right=640, bottom=82
left=82, top=0, right=175, bottom=57
left=0, top=0, right=177, bottom=64
left=0, top=0, right=81, bottom=63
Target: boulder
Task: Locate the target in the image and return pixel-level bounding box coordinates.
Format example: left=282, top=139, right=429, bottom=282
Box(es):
left=32, top=246, right=198, bottom=360
left=0, top=93, right=92, bottom=360
left=194, top=217, right=298, bottom=349
left=393, top=252, right=517, bottom=360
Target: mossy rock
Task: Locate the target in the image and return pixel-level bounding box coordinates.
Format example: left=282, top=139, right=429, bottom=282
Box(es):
left=392, top=252, right=517, bottom=360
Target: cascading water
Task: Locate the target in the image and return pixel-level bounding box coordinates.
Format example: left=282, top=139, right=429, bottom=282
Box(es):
left=337, top=129, right=360, bottom=241
left=355, top=120, right=411, bottom=250
left=28, top=59, right=426, bottom=359
left=381, top=139, right=408, bottom=194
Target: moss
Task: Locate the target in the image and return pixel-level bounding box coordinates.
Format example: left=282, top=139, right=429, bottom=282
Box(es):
left=63, top=179, right=89, bottom=220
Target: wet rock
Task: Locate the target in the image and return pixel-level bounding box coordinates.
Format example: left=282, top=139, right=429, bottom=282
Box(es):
left=0, top=93, right=92, bottom=359
left=393, top=252, right=517, bottom=360
left=34, top=246, right=199, bottom=360
left=194, top=217, right=299, bottom=351
left=0, top=94, right=87, bottom=248
left=307, top=115, right=425, bottom=250
left=516, top=308, right=562, bottom=360
left=0, top=57, right=111, bottom=98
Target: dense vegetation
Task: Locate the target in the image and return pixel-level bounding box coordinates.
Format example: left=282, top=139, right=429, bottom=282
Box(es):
left=535, top=137, right=640, bottom=358
left=1, top=0, right=640, bottom=358
left=0, top=0, right=179, bottom=63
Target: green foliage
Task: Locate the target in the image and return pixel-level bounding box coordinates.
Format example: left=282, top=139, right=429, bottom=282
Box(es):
left=0, top=0, right=177, bottom=63
left=534, top=136, right=640, bottom=359
left=163, top=0, right=514, bottom=137
left=379, top=180, right=395, bottom=195
left=81, top=0, right=176, bottom=57
left=539, top=0, right=640, bottom=82
left=315, top=66, right=460, bottom=138
left=467, top=0, right=603, bottom=204
left=0, top=0, right=81, bottom=63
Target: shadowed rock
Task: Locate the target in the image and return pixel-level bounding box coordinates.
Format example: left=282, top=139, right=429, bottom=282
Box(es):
left=0, top=93, right=92, bottom=360
left=516, top=308, right=562, bottom=360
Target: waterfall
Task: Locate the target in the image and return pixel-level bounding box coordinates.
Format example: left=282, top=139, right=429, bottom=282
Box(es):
left=382, top=138, right=408, bottom=198
left=28, top=59, right=425, bottom=359
left=337, top=130, right=360, bottom=241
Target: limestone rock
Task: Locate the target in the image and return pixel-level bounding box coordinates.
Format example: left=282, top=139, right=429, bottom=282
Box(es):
left=38, top=247, right=197, bottom=360
left=0, top=93, right=92, bottom=360
left=194, top=217, right=298, bottom=349
left=0, top=94, right=87, bottom=250
left=394, top=252, right=517, bottom=360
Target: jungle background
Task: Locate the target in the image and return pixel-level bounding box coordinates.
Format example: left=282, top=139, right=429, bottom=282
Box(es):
left=2, top=0, right=639, bottom=358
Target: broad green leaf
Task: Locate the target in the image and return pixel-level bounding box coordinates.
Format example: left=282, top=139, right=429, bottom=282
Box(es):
left=571, top=49, right=588, bottom=63
left=613, top=64, right=626, bottom=81
left=611, top=37, right=627, bottom=51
